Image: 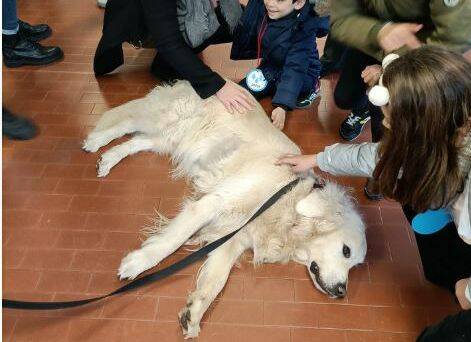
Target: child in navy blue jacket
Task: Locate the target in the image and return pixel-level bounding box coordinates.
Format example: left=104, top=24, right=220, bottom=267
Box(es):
left=231, top=0, right=329, bottom=129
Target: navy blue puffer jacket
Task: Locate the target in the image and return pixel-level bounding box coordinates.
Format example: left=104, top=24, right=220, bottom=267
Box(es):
left=231, top=0, right=329, bottom=109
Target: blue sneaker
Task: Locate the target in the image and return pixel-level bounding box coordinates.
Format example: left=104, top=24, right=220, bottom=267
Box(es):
left=339, top=110, right=371, bottom=141
left=296, top=83, right=321, bottom=109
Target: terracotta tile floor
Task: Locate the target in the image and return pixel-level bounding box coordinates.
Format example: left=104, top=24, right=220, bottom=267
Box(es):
left=2, top=1, right=460, bottom=341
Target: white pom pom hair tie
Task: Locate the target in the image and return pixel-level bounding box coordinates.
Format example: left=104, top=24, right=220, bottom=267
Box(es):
left=368, top=53, right=400, bottom=107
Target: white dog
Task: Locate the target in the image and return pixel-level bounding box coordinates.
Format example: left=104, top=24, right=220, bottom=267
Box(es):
left=83, top=80, right=367, bottom=338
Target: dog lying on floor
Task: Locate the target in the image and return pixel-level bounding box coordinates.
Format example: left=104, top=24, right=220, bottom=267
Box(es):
left=83, top=80, right=367, bottom=339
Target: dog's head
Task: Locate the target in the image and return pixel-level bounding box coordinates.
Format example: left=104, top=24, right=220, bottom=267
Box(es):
left=293, top=181, right=366, bottom=298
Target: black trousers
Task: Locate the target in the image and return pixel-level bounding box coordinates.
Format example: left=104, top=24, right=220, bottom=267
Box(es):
left=402, top=207, right=471, bottom=341
left=333, top=47, right=384, bottom=142
left=402, top=206, right=471, bottom=294
left=416, top=309, right=471, bottom=342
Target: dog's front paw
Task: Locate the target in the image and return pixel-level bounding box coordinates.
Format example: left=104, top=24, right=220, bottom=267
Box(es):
left=97, top=155, right=114, bottom=177
left=82, top=135, right=101, bottom=153
left=178, top=306, right=200, bottom=339
left=118, top=249, right=153, bottom=280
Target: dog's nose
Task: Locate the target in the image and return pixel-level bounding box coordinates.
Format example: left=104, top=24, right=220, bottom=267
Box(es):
left=333, top=283, right=346, bottom=298
left=309, top=261, right=320, bottom=275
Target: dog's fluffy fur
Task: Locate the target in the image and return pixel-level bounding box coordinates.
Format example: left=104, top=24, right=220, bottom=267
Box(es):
left=83, top=80, right=367, bottom=339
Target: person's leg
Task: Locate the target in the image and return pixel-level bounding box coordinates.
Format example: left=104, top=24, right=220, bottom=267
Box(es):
left=319, top=35, right=346, bottom=78
left=2, top=0, right=18, bottom=35
left=416, top=309, right=471, bottom=342
left=334, top=49, right=379, bottom=141
left=2, top=107, right=37, bottom=140
left=2, top=0, right=62, bottom=68
left=403, top=206, right=471, bottom=292
left=333, top=48, right=376, bottom=110
left=369, top=102, right=384, bottom=142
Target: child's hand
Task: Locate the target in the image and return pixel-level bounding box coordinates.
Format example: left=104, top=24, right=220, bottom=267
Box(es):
left=271, top=107, right=286, bottom=130
left=276, top=154, right=317, bottom=173
left=455, top=278, right=471, bottom=310
left=361, top=65, right=382, bottom=87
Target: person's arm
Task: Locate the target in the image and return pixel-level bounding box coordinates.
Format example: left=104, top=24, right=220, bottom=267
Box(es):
left=316, top=142, right=379, bottom=177
left=329, top=0, right=386, bottom=59
left=277, top=142, right=379, bottom=177
left=426, top=0, right=471, bottom=56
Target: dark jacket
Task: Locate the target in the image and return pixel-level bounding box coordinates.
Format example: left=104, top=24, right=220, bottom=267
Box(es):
left=231, top=0, right=329, bottom=109
left=93, top=0, right=226, bottom=99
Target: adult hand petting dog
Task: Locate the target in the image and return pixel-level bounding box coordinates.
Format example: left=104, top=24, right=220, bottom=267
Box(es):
left=216, top=82, right=255, bottom=114
left=276, top=154, right=317, bottom=173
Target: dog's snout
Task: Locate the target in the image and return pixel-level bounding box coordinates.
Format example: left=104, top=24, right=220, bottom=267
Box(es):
left=333, top=283, right=346, bottom=298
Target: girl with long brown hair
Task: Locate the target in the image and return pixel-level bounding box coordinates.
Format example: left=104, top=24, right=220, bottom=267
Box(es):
left=278, top=46, right=471, bottom=340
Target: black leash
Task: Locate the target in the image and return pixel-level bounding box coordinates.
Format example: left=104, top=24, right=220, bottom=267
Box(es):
left=3, top=178, right=299, bottom=310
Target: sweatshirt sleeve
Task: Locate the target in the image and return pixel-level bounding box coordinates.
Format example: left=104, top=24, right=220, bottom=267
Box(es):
left=316, top=142, right=379, bottom=177
left=140, top=0, right=226, bottom=99
left=329, top=0, right=386, bottom=60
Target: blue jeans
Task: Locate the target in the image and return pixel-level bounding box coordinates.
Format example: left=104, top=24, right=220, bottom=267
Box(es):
left=2, top=0, right=18, bottom=34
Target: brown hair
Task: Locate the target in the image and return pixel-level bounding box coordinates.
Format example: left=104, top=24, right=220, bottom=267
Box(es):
left=373, top=46, right=471, bottom=212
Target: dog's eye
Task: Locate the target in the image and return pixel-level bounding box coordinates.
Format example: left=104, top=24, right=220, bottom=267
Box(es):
left=343, top=244, right=351, bottom=258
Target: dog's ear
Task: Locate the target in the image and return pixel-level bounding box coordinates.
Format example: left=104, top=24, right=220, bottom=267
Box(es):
left=296, top=192, right=325, bottom=218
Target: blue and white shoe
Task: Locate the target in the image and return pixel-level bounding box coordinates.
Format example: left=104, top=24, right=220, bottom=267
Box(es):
left=296, top=83, right=321, bottom=109
left=339, top=110, right=371, bottom=141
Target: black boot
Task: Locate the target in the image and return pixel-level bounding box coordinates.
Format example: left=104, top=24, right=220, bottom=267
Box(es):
left=2, top=108, right=37, bottom=140
left=2, top=33, right=63, bottom=68
left=18, top=20, right=52, bottom=42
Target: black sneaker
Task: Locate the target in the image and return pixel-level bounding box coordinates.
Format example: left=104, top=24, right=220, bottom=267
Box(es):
left=2, top=33, right=63, bottom=68
left=18, top=20, right=52, bottom=42
left=339, top=110, right=371, bottom=141
left=2, top=108, right=37, bottom=140
left=296, top=83, right=321, bottom=109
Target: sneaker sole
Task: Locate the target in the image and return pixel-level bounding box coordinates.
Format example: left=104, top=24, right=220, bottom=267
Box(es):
left=3, top=51, right=64, bottom=68
left=339, top=117, right=370, bottom=142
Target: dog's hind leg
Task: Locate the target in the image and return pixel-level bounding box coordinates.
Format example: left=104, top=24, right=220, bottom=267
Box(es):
left=118, top=193, right=223, bottom=280
left=96, top=135, right=163, bottom=177
left=179, top=237, right=248, bottom=338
